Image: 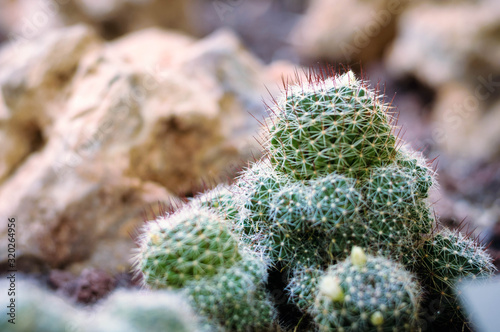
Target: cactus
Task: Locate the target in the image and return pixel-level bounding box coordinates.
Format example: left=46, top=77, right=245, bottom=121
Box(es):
left=416, top=228, right=496, bottom=323
left=235, top=159, right=288, bottom=238
left=287, top=266, right=324, bottom=311
left=134, top=201, right=276, bottom=331
left=133, top=69, right=495, bottom=331
left=196, top=184, right=240, bottom=222
left=186, top=252, right=276, bottom=331
left=312, top=247, right=421, bottom=332
left=267, top=71, right=398, bottom=180
left=133, top=206, right=242, bottom=289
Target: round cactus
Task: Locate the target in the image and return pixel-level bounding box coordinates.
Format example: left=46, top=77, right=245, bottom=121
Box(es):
left=134, top=206, right=242, bottom=289
left=312, top=247, right=421, bottom=332
left=416, top=228, right=496, bottom=323
left=395, top=146, right=436, bottom=198
left=287, top=266, right=325, bottom=311
left=187, top=253, right=276, bottom=332
left=196, top=184, right=240, bottom=222
left=267, top=71, right=398, bottom=180
left=234, top=159, right=288, bottom=237
left=304, top=172, right=364, bottom=234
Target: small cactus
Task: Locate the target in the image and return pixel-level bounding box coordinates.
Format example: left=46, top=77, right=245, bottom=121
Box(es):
left=287, top=266, right=324, bottom=311
left=416, top=228, right=496, bottom=323
left=312, top=247, right=421, bottom=332
left=134, top=206, right=241, bottom=289
left=197, top=184, right=240, bottom=222
left=186, top=253, right=276, bottom=332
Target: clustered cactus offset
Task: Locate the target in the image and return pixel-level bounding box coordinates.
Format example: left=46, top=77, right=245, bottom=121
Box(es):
left=133, top=68, right=496, bottom=331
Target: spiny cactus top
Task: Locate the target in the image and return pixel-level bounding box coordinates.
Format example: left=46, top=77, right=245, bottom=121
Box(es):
left=267, top=71, right=398, bottom=180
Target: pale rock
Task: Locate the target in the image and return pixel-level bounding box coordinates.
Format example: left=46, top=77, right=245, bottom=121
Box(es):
left=0, top=24, right=100, bottom=182
left=291, top=0, right=408, bottom=63
left=431, top=82, right=500, bottom=162
left=124, top=29, right=271, bottom=195
left=385, top=2, right=500, bottom=87
left=59, top=0, right=197, bottom=38
left=0, top=25, right=285, bottom=272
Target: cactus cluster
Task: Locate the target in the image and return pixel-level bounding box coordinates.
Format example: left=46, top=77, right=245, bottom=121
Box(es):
left=133, top=203, right=276, bottom=331
left=132, top=69, right=496, bottom=331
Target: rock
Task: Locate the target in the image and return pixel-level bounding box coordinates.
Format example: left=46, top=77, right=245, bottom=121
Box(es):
left=0, top=24, right=101, bottom=183
left=50, top=268, right=116, bottom=304
left=0, top=0, right=197, bottom=42
left=0, top=0, right=65, bottom=43
left=0, top=25, right=288, bottom=273
left=385, top=2, right=500, bottom=87
left=431, top=83, right=500, bottom=163
left=291, top=0, right=409, bottom=63
left=58, top=0, right=197, bottom=39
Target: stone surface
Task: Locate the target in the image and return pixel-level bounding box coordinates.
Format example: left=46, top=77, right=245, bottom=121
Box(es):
left=0, top=0, right=197, bottom=42
left=49, top=268, right=116, bottom=304
left=0, top=25, right=287, bottom=273
left=291, top=0, right=408, bottom=63
left=385, top=1, right=500, bottom=87
left=431, top=83, right=500, bottom=163
left=60, top=0, right=198, bottom=39
left=0, top=24, right=101, bottom=183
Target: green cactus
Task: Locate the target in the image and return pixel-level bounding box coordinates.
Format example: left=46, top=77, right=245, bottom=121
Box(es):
left=134, top=206, right=241, bottom=289
left=305, top=173, right=364, bottom=234
left=395, top=146, right=435, bottom=197
left=287, top=266, right=324, bottom=311
left=186, top=252, right=276, bottom=332
left=235, top=159, right=288, bottom=236
left=312, top=247, right=421, bottom=332
left=132, top=69, right=494, bottom=331
left=416, top=228, right=496, bottom=323
left=267, top=71, right=398, bottom=180
left=94, top=289, right=201, bottom=332
left=195, top=184, right=240, bottom=222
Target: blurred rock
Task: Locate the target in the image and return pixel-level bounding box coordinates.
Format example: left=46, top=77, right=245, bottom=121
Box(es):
left=0, top=0, right=197, bottom=43
left=0, top=24, right=100, bottom=183
left=194, top=0, right=305, bottom=63
left=291, top=0, right=409, bottom=63
left=385, top=2, right=500, bottom=87
left=0, top=0, right=65, bottom=43
left=61, top=0, right=198, bottom=39
left=431, top=83, right=500, bottom=163
left=0, top=25, right=287, bottom=272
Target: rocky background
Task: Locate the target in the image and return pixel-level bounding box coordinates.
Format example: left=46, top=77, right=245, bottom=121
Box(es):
left=0, top=0, right=499, bottom=305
